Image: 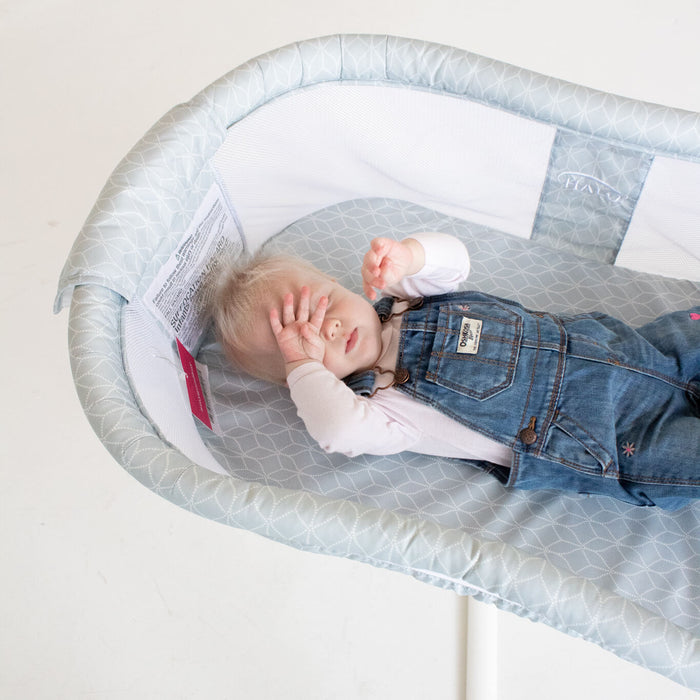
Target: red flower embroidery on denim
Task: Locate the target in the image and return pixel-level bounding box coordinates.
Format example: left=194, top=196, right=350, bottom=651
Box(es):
left=690, top=312, right=700, bottom=320
left=622, top=441, right=636, bottom=458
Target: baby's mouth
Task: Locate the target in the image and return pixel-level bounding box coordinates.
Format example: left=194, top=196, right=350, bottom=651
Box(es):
left=346, top=328, right=358, bottom=354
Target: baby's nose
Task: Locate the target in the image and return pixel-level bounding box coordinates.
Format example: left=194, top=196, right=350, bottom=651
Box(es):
left=323, top=317, right=341, bottom=340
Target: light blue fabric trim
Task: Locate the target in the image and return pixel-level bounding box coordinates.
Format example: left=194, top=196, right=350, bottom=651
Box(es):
left=68, top=286, right=700, bottom=690
left=532, top=129, right=654, bottom=263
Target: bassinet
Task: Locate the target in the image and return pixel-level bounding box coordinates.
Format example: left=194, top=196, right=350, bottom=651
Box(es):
left=55, top=35, right=700, bottom=690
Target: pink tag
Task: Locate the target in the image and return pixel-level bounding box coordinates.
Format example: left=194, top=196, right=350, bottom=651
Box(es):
left=690, top=312, right=700, bottom=321
left=176, top=339, right=213, bottom=430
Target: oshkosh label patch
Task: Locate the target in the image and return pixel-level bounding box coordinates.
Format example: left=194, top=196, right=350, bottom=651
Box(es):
left=457, top=317, right=482, bottom=354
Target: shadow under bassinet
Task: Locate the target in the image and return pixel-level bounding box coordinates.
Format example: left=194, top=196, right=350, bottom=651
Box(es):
left=56, top=35, right=700, bottom=690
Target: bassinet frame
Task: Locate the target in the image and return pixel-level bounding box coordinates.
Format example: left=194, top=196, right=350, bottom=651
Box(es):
left=56, top=35, right=700, bottom=689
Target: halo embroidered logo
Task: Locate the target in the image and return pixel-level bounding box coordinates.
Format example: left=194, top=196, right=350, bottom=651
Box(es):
left=558, top=171, right=626, bottom=205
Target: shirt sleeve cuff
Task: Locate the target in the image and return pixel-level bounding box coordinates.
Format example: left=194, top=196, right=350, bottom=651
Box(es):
left=407, top=231, right=470, bottom=280
left=286, top=360, right=328, bottom=388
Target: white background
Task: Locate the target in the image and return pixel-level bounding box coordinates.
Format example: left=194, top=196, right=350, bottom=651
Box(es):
left=2, top=1, right=700, bottom=698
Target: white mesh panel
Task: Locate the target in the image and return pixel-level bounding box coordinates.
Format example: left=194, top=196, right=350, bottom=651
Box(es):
left=213, top=83, right=556, bottom=250
left=618, top=155, right=700, bottom=280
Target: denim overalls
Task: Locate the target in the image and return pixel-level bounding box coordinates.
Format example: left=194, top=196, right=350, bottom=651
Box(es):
left=346, top=292, right=700, bottom=508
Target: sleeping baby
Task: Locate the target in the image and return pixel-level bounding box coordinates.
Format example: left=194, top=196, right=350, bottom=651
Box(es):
left=212, top=232, right=700, bottom=509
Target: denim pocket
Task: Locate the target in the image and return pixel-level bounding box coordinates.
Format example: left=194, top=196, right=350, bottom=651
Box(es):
left=545, top=411, right=615, bottom=475
left=426, top=302, right=522, bottom=400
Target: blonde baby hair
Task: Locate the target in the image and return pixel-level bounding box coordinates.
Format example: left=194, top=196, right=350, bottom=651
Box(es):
left=211, top=249, right=332, bottom=384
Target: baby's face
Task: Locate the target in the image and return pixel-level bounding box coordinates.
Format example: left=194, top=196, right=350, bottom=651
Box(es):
left=253, top=267, right=383, bottom=382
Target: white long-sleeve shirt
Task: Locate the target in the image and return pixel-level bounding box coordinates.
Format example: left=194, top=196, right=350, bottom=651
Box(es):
left=286, top=233, right=513, bottom=466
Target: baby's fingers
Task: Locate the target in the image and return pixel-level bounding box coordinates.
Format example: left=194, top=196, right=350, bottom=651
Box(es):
left=309, top=295, right=328, bottom=329
left=361, top=267, right=383, bottom=300
left=362, top=282, right=376, bottom=301
left=369, top=236, right=390, bottom=255
left=362, top=240, right=387, bottom=298
left=296, top=286, right=311, bottom=323
left=363, top=238, right=388, bottom=273
left=269, top=307, right=283, bottom=337
left=281, top=292, right=296, bottom=325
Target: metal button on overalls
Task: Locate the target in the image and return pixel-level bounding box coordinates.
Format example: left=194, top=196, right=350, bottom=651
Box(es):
left=394, top=368, right=410, bottom=384
left=518, top=417, right=537, bottom=445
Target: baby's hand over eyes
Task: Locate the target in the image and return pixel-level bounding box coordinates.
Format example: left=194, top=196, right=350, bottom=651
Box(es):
left=269, top=286, right=328, bottom=369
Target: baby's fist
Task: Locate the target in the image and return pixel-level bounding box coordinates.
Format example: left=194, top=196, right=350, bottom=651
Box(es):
left=361, top=237, right=424, bottom=299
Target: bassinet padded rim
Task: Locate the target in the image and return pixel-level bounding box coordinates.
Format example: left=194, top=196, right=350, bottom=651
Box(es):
left=57, top=35, right=700, bottom=689
left=68, top=284, right=700, bottom=687
left=55, top=34, right=700, bottom=314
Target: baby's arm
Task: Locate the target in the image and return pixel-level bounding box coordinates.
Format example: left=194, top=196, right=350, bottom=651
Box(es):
left=287, top=362, right=419, bottom=456
left=362, top=233, right=470, bottom=299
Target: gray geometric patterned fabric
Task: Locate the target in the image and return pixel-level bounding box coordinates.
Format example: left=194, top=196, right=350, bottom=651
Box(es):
left=56, top=36, right=700, bottom=689
left=531, top=130, right=654, bottom=263
left=198, top=195, right=700, bottom=636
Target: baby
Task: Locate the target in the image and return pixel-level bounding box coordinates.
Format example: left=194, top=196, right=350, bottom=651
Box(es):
left=213, top=232, right=700, bottom=508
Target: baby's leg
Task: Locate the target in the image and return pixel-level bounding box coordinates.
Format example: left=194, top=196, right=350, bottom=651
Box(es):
left=555, top=307, right=700, bottom=507
left=617, top=308, right=700, bottom=507
left=635, top=308, right=700, bottom=389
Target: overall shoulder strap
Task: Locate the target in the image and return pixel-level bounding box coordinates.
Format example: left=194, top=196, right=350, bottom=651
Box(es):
left=344, top=369, right=377, bottom=397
